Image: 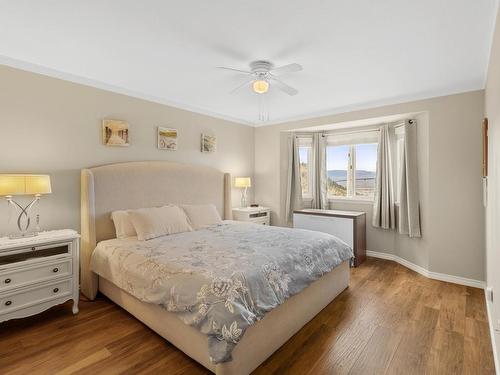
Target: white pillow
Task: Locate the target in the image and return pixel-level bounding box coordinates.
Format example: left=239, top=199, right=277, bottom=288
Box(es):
left=128, top=205, right=193, bottom=241
left=111, top=210, right=137, bottom=239
left=180, top=204, right=222, bottom=230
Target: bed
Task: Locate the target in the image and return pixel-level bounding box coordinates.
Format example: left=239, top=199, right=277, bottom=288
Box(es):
left=80, top=161, right=351, bottom=375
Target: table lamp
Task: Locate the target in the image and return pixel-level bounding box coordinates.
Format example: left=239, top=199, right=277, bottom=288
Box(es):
left=0, top=174, right=52, bottom=238
left=234, top=177, right=251, bottom=208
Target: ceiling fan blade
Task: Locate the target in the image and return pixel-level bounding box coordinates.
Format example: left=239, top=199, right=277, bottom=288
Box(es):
left=229, top=78, right=254, bottom=94
left=271, top=78, right=298, bottom=96
left=270, top=63, right=302, bottom=76
left=216, top=66, right=252, bottom=74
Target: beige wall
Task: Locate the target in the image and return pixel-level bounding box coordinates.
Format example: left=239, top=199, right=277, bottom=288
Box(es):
left=255, top=90, right=485, bottom=281
left=485, top=5, right=500, bottom=364
left=0, top=65, right=255, bottom=235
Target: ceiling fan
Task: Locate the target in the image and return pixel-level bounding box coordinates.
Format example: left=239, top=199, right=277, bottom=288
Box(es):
left=217, top=60, right=302, bottom=96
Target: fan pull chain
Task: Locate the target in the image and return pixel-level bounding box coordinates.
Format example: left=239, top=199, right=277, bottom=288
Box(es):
left=258, top=94, right=269, bottom=122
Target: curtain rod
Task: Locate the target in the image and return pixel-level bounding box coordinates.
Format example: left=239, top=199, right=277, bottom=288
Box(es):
left=295, top=119, right=414, bottom=137
left=394, top=119, right=415, bottom=129
left=293, top=128, right=379, bottom=137
left=326, top=127, right=380, bottom=135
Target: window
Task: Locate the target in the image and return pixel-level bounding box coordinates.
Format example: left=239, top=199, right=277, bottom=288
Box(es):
left=298, top=137, right=313, bottom=198
left=326, top=145, right=350, bottom=197
left=354, top=143, right=378, bottom=197
left=326, top=132, right=378, bottom=200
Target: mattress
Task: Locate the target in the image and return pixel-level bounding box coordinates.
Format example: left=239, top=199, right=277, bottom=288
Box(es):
left=90, top=221, right=353, bottom=363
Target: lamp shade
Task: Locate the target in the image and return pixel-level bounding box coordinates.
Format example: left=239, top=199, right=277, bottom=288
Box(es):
left=234, top=177, right=251, bottom=188
left=0, top=174, right=52, bottom=196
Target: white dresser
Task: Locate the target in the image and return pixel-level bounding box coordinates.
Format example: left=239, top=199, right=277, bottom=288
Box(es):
left=0, top=230, right=80, bottom=323
left=232, top=207, right=271, bottom=225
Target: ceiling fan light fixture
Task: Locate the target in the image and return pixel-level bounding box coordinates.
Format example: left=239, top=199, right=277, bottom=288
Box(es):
left=252, top=80, right=269, bottom=94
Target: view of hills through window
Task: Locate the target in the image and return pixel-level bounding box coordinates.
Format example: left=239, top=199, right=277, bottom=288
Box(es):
left=298, top=142, right=378, bottom=199
left=327, top=145, right=350, bottom=196
left=327, top=143, right=378, bottom=198
left=353, top=143, right=378, bottom=197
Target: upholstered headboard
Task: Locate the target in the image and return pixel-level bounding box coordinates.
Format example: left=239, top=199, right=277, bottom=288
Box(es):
left=80, top=161, right=232, bottom=299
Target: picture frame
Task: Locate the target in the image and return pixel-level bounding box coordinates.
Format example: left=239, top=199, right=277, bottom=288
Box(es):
left=483, top=118, right=488, bottom=178
left=157, top=127, right=178, bottom=151
left=102, top=119, right=129, bottom=147
left=201, top=134, right=216, bottom=153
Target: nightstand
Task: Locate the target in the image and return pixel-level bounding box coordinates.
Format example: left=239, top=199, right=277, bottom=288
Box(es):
left=0, top=230, right=80, bottom=323
left=232, top=207, right=271, bottom=225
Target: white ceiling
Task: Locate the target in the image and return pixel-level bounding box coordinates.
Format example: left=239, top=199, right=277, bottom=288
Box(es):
left=0, top=0, right=498, bottom=126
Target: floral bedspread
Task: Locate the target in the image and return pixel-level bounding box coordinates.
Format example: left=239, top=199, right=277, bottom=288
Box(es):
left=90, top=221, right=353, bottom=363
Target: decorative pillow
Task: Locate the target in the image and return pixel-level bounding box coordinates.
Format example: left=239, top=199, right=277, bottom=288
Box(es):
left=180, top=204, right=222, bottom=230
left=111, top=210, right=136, bottom=239
left=128, top=205, right=193, bottom=241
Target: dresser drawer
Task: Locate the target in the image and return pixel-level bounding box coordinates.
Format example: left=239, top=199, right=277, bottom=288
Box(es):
left=252, top=217, right=270, bottom=225
left=0, top=242, right=72, bottom=266
left=0, top=258, right=72, bottom=292
left=0, top=279, right=72, bottom=314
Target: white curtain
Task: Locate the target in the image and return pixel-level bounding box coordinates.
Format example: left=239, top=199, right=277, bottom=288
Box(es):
left=398, top=120, right=421, bottom=237
left=285, top=134, right=303, bottom=223
left=372, top=124, right=396, bottom=229
left=311, top=133, right=328, bottom=209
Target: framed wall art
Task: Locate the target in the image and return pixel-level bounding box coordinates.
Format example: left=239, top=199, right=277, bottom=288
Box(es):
left=102, top=119, right=129, bottom=147
left=158, top=127, right=178, bottom=151
left=201, top=134, right=216, bottom=153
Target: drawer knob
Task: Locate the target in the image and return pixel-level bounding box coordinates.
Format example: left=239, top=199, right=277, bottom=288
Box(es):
left=5, top=300, right=12, bottom=306
left=31, top=247, right=36, bottom=251
left=53, top=268, right=59, bottom=273
left=4, top=278, right=11, bottom=284
left=53, top=288, right=59, bottom=293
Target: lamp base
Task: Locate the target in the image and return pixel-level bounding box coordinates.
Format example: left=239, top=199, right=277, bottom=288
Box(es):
left=240, top=187, right=248, bottom=208
left=6, top=196, right=41, bottom=239
left=8, top=232, right=38, bottom=240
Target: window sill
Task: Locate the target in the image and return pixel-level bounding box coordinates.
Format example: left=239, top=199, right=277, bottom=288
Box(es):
left=328, top=198, right=374, bottom=205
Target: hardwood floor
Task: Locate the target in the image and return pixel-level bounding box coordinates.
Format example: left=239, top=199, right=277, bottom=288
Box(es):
left=0, top=258, right=495, bottom=374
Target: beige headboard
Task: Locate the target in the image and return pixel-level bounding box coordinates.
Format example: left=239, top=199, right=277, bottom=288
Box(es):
left=80, top=161, right=232, bottom=299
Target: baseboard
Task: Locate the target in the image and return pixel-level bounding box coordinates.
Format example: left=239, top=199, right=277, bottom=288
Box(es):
left=366, top=250, right=485, bottom=289
left=485, top=290, right=500, bottom=374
